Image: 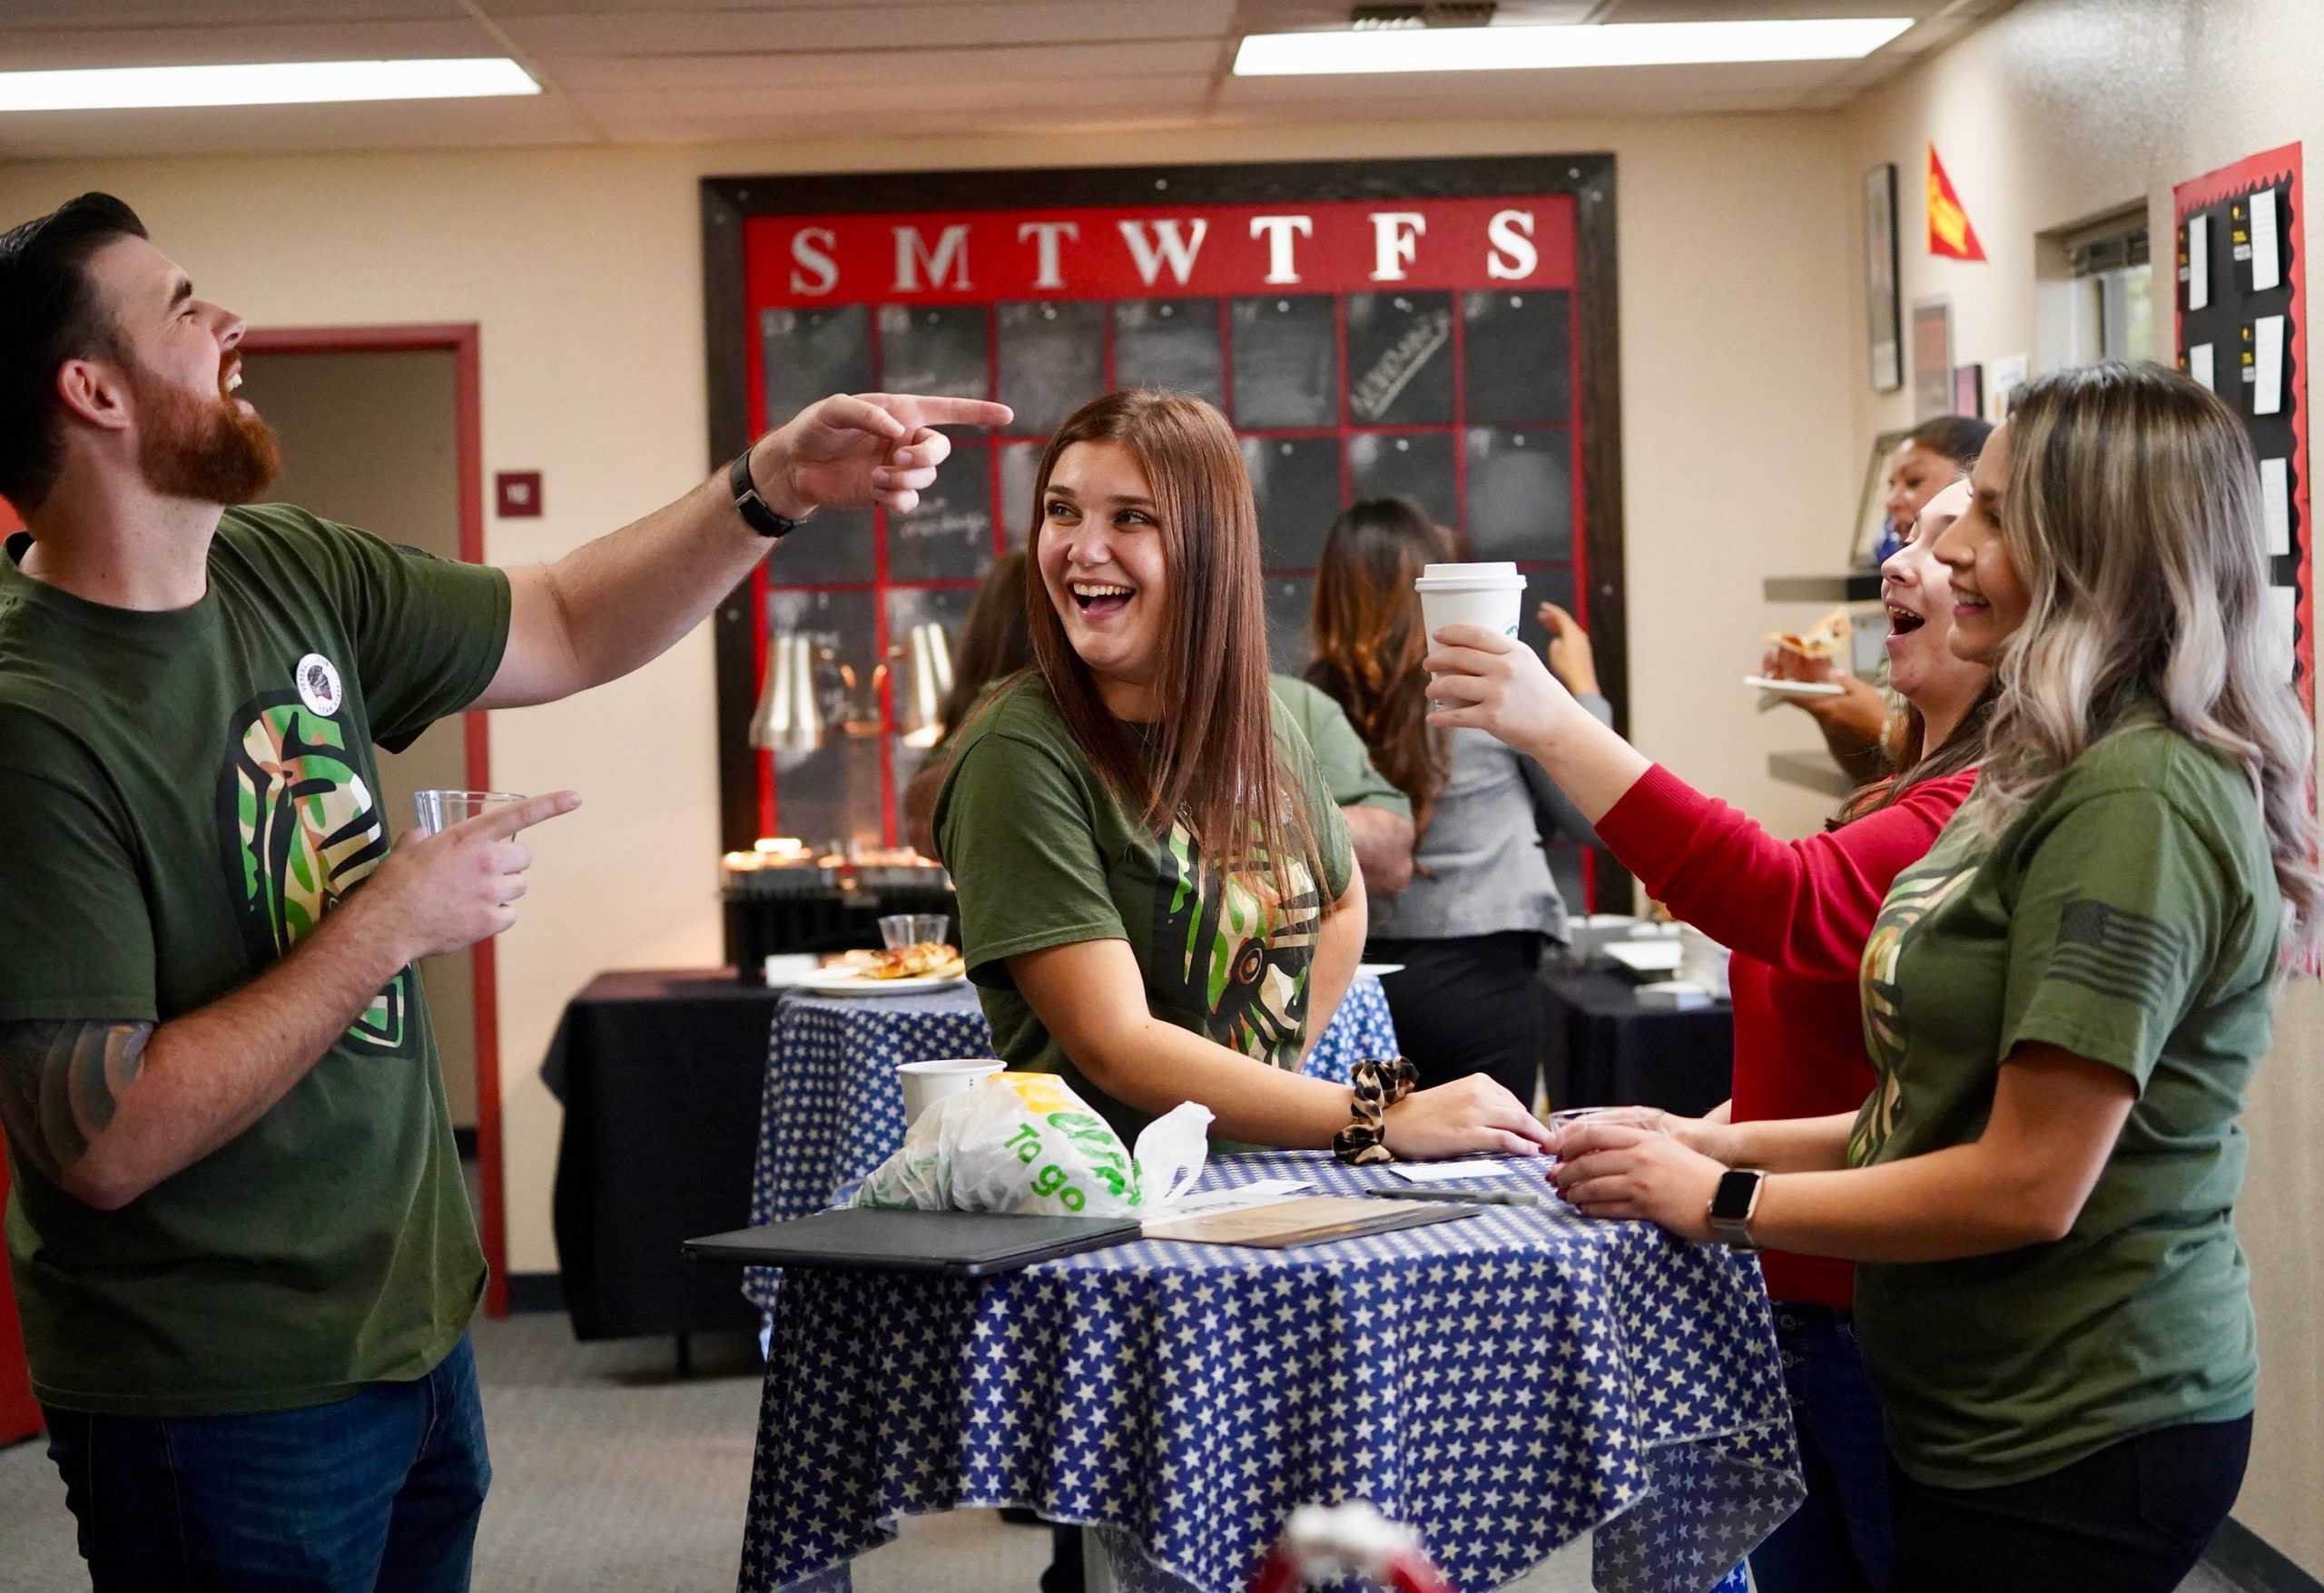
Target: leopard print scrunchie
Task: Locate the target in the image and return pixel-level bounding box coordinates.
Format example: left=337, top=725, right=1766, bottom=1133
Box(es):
left=1332, top=1056, right=1419, bottom=1165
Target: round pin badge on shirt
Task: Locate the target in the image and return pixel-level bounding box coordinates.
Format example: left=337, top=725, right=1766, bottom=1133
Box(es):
left=294, top=653, right=345, bottom=717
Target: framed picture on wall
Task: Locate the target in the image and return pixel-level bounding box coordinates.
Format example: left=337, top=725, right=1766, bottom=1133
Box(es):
left=1865, top=163, right=1903, bottom=392
left=1951, top=362, right=1985, bottom=418
left=1912, top=296, right=1955, bottom=420
left=1851, top=427, right=1915, bottom=566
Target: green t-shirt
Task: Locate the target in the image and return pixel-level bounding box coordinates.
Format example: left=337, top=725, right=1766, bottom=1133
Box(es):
left=1267, top=674, right=1412, bottom=821
left=933, top=674, right=1355, bottom=1148
left=0, top=505, right=510, bottom=1416
left=1848, top=721, right=2279, bottom=1487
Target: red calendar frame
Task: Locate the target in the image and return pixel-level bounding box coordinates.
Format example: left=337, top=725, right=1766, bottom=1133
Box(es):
left=702, top=157, right=1629, bottom=915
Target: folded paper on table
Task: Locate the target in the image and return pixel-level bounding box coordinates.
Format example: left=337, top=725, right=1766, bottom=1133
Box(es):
left=1387, top=1157, right=1526, bottom=1184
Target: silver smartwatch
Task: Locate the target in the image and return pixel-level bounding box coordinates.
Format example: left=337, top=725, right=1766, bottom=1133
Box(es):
left=1707, top=1168, right=1766, bottom=1251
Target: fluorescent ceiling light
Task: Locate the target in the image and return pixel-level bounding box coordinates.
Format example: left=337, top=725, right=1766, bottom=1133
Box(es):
left=0, top=58, right=540, bottom=113
left=1235, top=18, right=1915, bottom=75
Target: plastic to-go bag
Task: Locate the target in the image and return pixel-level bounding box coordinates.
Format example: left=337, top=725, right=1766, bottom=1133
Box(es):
left=853, top=1071, right=1211, bottom=1218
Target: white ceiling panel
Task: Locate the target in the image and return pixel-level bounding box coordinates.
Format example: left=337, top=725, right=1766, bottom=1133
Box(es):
left=553, top=39, right=1223, bottom=90
left=498, top=2, right=1239, bottom=54
left=574, top=74, right=1216, bottom=124
left=0, top=21, right=498, bottom=69
left=0, top=0, right=465, bottom=24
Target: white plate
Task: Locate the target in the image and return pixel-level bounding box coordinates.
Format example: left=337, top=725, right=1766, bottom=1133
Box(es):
left=1357, top=961, right=1406, bottom=978
left=1744, top=674, right=1845, bottom=698
left=792, top=967, right=969, bottom=997
left=1601, top=940, right=1682, bottom=975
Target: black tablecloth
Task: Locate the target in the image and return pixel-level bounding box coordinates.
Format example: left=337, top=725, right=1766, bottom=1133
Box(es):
left=1540, top=969, right=1736, bottom=1118
left=547, top=969, right=782, bottom=1340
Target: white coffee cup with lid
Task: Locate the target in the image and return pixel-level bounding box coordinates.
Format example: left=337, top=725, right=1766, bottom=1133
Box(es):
left=1416, top=562, right=1527, bottom=705
left=1414, top=562, right=1528, bottom=640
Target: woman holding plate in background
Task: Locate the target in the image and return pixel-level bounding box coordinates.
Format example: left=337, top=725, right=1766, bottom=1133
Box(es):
left=1772, top=415, right=1994, bottom=782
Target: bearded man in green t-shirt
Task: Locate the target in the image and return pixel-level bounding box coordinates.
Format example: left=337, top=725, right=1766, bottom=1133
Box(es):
left=0, top=192, right=1009, bottom=1592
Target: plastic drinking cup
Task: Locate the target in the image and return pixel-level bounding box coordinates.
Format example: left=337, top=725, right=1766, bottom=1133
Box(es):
left=411, top=789, right=525, bottom=837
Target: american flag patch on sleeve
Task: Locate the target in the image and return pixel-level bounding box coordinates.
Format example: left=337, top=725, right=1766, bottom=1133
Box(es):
left=2047, top=897, right=2187, bottom=1006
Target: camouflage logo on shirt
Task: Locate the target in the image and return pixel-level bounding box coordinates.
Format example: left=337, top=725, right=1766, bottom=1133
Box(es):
left=1152, top=818, right=1324, bottom=1067
left=1850, top=848, right=1980, bottom=1165
left=215, top=681, right=413, bottom=1056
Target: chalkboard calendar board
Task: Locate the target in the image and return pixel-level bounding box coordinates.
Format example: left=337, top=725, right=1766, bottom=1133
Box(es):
left=704, top=158, right=1628, bottom=909
left=2174, top=144, right=2310, bottom=723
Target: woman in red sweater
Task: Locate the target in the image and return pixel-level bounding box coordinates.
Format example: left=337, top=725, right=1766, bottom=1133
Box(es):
left=1433, top=478, right=1994, bottom=1593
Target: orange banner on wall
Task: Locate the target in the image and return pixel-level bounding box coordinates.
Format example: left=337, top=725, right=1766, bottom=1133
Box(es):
left=1927, top=144, right=1987, bottom=261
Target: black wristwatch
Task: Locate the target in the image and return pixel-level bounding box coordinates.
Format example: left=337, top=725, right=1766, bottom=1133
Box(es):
left=1707, top=1168, right=1766, bottom=1251
left=729, top=446, right=807, bottom=540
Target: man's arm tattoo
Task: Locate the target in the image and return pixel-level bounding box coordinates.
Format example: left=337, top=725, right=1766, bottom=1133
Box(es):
left=0, top=1019, right=153, bottom=1185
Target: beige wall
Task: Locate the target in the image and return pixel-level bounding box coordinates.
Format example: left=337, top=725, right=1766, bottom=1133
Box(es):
left=251, top=348, right=478, bottom=1130
left=0, top=113, right=1858, bottom=1289
left=1843, top=0, right=2324, bottom=1569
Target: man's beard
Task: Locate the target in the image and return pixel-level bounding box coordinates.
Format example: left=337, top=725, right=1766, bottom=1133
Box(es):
left=133, top=366, right=281, bottom=506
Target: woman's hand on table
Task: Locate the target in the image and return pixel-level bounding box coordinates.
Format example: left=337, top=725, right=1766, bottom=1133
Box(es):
left=1561, top=1106, right=1737, bottom=1164
left=1384, top=1074, right=1554, bottom=1160
left=1547, top=1118, right=1730, bottom=1241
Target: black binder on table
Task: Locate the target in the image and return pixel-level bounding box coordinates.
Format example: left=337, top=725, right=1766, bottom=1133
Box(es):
left=681, top=1208, right=1140, bottom=1277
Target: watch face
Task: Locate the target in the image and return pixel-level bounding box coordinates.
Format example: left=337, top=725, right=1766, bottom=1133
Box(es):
left=1712, top=1168, right=1763, bottom=1222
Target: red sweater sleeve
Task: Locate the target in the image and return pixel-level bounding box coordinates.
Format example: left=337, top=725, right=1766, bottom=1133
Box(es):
left=1595, top=764, right=1978, bottom=979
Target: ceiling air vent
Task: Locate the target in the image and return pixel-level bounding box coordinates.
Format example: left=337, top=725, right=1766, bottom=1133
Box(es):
left=1350, top=4, right=1499, bottom=28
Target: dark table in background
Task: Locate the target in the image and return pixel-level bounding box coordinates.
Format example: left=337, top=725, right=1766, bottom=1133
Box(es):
left=546, top=969, right=783, bottom=1363
left=1540, top=968, right=1735, bottom=1118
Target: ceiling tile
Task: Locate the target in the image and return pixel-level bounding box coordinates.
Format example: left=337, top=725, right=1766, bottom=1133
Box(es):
left=0, top=0, right=468, bottom=26
left=497, top=1, right=1236, bottom=54
left=551, top=39, right=1224, bottom=90
left=0, top=20, right=497, bottom=69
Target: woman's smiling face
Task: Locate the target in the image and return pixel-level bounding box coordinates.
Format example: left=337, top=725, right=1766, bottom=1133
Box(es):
left=1036, top=439, right=1172, bottom=713
left=1928, top=421, right=2034, bottom=664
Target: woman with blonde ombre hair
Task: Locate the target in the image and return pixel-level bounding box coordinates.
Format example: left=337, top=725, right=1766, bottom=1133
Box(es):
left=1472, top=363, right=2313, bottom=1591
left=933, top=389, right=1548, bottom=1161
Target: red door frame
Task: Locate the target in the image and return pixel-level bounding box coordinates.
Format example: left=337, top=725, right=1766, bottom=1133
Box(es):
left=244, top=323, right=510, bottom=1318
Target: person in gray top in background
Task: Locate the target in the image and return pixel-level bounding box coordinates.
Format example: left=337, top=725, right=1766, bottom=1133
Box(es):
left=1306, top=498, right=1605, bottom=1107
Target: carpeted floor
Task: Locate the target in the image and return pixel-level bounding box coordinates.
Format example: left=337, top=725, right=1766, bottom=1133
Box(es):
left=0, top=1309, right=2251, bottom=1592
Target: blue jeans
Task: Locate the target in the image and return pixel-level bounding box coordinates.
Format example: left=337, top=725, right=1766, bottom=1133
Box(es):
left=1749, top=1304, right=1895, bottom=1593
left=42, top=1333, right=490, bottom=1592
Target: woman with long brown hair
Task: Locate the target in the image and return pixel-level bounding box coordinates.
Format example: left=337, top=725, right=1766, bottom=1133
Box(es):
left=1306, top=497, right=1607, bottom=1106
left=933, top=390, right=1544, bottom=1158
left=1500, top=363, right=2311, bottom=1591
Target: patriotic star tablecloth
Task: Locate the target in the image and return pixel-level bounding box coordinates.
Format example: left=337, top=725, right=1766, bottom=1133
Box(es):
left=743, top=975, right=1399, bottom=1313
left=736, top=1152, right=1800, bottom=1593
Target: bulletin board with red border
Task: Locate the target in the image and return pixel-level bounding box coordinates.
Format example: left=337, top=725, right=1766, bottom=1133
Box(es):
left=2174, top=143, right=2309, bottom=717
left=701, top=156, right=1629, bottom=910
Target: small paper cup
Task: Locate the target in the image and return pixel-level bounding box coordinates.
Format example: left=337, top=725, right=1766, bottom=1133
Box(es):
left=897, top=1058, right=1003, bottom=1126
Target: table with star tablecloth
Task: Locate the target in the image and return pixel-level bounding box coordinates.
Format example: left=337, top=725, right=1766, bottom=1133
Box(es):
left=734, top=1150, right=1800, bottom=1593
left=743, top=973, right=1400, bottom=1313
